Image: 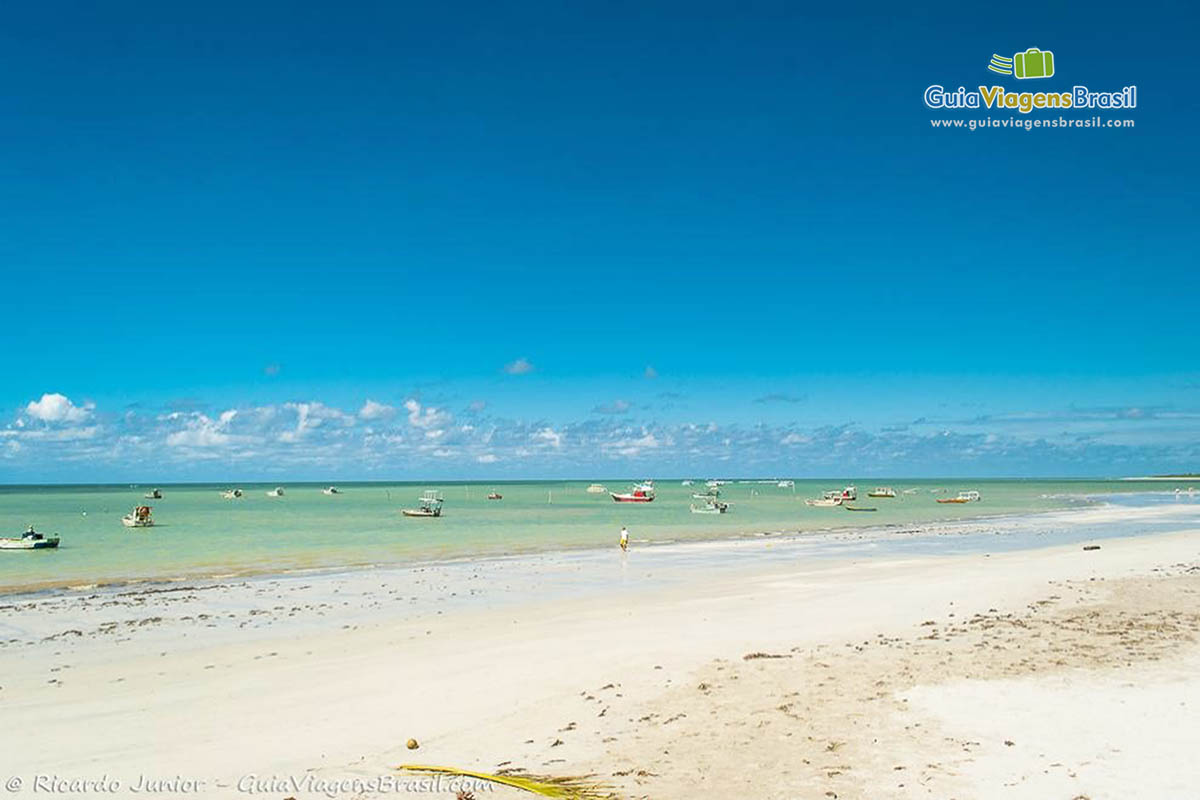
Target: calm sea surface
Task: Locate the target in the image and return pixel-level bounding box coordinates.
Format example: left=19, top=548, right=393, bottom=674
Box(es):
left=0, top=479, right=1193, bottom=593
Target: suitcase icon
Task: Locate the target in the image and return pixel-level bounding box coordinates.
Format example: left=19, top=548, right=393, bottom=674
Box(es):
left=1013, top=48, right=1054, bottom=79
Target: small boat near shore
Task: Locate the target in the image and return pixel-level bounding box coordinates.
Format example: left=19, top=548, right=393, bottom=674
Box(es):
left=322, top=486, right=341, bottom=496
left=805, top=496, right=843, bottom=507
left=586, top=484, right=607, bottom=494
left=1, top=527, right=60, bottom=550
left=612, top=481, right=655, bottom=503
left=220, top=488, right=244, bottom=500
left=690, top=499, right=729, bottom=514
left=867, top=487, right=897, bottom=498
left=805, top=486, right=856, bottom=506
left=487, top=491, right=502, bottom=500
left=402, top=491, right=444, bottom=517
left=844, top=505, right=878, bottom=512
left=122, top=506, right=154, bottom=528
left=266, top=487, right=285, bottom=497
left=937, top=490, right=981, bottom=504
left=692, top=488, right=720, bottom=499
left=144, top=488, right=163, bottom=500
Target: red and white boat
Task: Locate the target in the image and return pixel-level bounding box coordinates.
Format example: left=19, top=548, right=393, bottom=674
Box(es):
left=611, top=481, right=655, bottom=503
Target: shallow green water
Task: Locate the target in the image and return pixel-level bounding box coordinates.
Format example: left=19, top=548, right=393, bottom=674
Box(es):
left=0, top=479, right=1177, bottom=592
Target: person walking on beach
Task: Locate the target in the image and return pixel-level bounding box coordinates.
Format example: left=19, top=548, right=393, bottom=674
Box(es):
left=619, top=526, right=629, bottom=552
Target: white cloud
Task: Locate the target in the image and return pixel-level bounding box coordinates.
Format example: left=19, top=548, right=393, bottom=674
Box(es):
left=504, top=357, right=535, bottom=375
left=165, top=410, right=237, bottom=448
left=25, top=393, right=93, bottom=424
left=404, top=399, right=452, bottom=430
left=280, top=402, right=353, bottom=443
left=7, top=392, right=1200, bottom=479
left=358, top=399, right=395, bottom=420
left=532, top=427, right=562, bottom=448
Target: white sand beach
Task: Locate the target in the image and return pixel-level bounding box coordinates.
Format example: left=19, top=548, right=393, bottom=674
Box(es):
left=2, top=503, right=1199, bottom=799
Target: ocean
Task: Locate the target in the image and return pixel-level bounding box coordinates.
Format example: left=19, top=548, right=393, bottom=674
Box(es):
left=0, top=478, right=1193, bottom=594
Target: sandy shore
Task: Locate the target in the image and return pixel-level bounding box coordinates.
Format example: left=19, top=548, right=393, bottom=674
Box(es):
left=2, top=504, right=1199, bottom=799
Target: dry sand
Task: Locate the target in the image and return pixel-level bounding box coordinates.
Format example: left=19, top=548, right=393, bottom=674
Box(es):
left=2, top=514, right=1198, bottom=799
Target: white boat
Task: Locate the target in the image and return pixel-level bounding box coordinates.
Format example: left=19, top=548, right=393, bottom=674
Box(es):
left=867, top=487, right=897, bottom=498
left=220, top=488, right=244, bottom=500
left=805, top=496, right=844, bottom=507
left=586, top=484, right=607, bottom=494
left=777, top=480, right=794, bottom=489
left=611, top=481, right=655, bottom=503
left=937, top=490, right=981, bottom=504
left=690, top=500, right=729, bottom=514
left=122, top=506, right=154, bottom=528
left=806, top=486, right=856, bottom=506
left=144, top=488, right=163, bottom=499
left=1, top=528, right=60, bottom=550
left=266, top=487, right=285, bottom=497
left=681, top=480, right=695, bottom=486
left=322, top=486, right=341, bottom=496
left=692, top=489, right=720, bottom=499
left=402, top=490, right=444, bottom=517
left=1, top=537, right=60, bottom=550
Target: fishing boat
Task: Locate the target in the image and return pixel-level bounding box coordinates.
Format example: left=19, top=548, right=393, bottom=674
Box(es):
left=692, top=488, right=720, bottom=499
left=487, top=491, right=502, bottom=500
left=266, top=487, right=285, bottom=497
left=777, top=480, right=795, bottom=489
left=1, top=527, right=60, bottom=550
left=144, top=488, right=163, bottom=499
left=681, top=480, right=695, bottom=486
left=844, top=505, right=878, bottom=512
left=1, top=536, right=60, bottom=550
left=937, top=490, right=981, bottom=504
left=867, top=487, right=897, bottom=498
left=220, top=488, right=244, bottom=500
left=585, top=484, right=607, bottom=494
left=804, top=496, right=844, bottom=507
left=322, top=486, right=341, bottom=495
left=611, top=481, right=655, bottom=503
left=122, top=506, right=154, bottom=528
left=806, top=486, right=856, bottom=506
left=690, top=499, right=729, bottom=514
left=402, top=490, right=444, bottom=517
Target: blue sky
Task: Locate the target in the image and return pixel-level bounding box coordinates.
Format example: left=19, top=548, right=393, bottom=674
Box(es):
left=1, top=0, right=1197, bottom=480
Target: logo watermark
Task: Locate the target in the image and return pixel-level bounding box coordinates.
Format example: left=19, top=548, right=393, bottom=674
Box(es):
left=926, top=47, right=1136, bottom=127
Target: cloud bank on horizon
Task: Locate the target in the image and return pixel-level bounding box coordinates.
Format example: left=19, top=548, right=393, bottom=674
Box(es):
left=3, top=390, right=1197, bottom=482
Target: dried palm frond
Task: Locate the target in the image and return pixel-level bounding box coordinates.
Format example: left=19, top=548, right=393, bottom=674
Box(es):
left=398, top=764, right=617, bottom=799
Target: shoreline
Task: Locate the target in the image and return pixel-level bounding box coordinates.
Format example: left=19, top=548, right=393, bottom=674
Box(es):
left=0, top=492, right=1166, bottom=598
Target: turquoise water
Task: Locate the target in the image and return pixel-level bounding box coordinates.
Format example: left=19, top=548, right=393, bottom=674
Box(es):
left=0, top=479, right=1183, bottom=593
